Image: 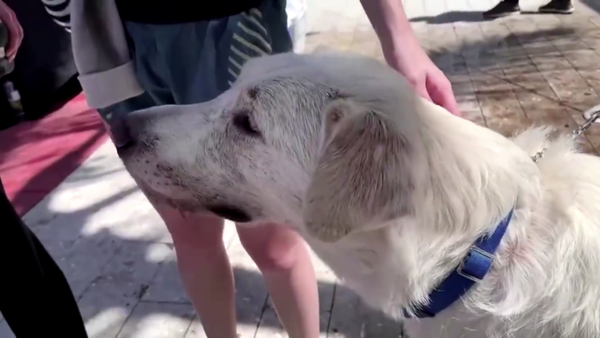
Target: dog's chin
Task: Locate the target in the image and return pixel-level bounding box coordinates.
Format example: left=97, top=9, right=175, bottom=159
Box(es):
left=153, top=193, right=204, bottom=213
left=206, top=205, right=254, bottom=223
left=139, top=183, right=255, bottom=223
left=130, top=177, right=199, bottom=211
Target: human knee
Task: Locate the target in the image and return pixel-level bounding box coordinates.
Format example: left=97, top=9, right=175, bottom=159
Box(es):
left=238, top=224, right=307, bottom=273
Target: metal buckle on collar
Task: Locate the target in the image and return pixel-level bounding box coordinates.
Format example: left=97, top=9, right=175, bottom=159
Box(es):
left=456, top=246, right=494, bottom=283
left=534, top=106, right=600, bottom=163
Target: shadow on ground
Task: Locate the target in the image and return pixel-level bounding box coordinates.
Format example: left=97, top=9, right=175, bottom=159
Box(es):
left=426, top=26, right=580, bottom=82
left=409, top=10, right=562, bottom=25
left=410, top=11, right=488, bottom=24
left=581, top=0, right=600, bottom=14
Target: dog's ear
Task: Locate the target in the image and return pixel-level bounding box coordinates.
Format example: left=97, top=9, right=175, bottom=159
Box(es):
left=303, top=98, right=417, bottom=242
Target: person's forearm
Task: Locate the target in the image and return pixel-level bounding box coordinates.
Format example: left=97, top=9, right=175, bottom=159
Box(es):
left=360, top=0, right=418, bottom=48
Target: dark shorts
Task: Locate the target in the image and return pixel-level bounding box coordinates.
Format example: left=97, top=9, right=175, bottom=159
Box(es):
left=99, top=0, right=292, bottom=146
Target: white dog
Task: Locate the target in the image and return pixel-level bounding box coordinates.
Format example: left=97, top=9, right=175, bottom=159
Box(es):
left=118, top=52, right=600, bottom=337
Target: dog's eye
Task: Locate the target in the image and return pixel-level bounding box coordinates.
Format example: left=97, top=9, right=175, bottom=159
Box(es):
left=232, top=111, right=261, bottom=137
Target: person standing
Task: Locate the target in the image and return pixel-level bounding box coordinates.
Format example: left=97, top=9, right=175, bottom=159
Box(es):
left=69, top=0, right=460, bottom=336
left=0, top=2, right=87, bottom=336
left=484, top=0, right=574, bottom=18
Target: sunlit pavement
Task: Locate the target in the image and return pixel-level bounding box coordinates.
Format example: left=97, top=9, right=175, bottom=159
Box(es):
left=3, top=0, right=600, bottom=336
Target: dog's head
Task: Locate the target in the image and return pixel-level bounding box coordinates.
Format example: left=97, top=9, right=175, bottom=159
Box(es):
left=119, top=52, right=428, bottom=241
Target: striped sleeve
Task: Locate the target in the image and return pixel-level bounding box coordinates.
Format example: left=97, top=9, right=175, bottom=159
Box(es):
left=41, top=0, right=71, bottom=33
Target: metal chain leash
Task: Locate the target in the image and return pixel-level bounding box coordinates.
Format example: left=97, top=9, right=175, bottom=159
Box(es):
left=531, top=110, right=600, bottom=163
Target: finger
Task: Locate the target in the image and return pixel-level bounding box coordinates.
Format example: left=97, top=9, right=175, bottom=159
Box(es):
left=426, top=77, right=461, bottom=117
left=1, top=6, right=21, bottom=57
left=437, top=91, right=461, bottom=117
left=6, top=24, right=23, bottom=62
left=6, top=12, right=17, bottom=25
left=16, top=23, right=23, bottom=47
left=414, top=83, right=432, bottom=103
left=6, top=37, right=18, bottom=60
left=402, top=73, right=433, bottom=103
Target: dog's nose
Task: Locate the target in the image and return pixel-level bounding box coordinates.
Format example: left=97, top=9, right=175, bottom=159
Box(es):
left=105, top=117, right=133, bottom=149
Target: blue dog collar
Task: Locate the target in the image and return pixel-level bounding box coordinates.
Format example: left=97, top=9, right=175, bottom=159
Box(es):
left=404, top=208, right=515, bottom=318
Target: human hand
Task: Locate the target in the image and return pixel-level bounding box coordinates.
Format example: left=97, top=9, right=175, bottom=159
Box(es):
left=382, top=35, right=461, bottom=117
left=0, top=1, right=23, bottom=62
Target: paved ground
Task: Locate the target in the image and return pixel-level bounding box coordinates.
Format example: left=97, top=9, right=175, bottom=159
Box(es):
left=4, top=0, right=600, bottom=337
left=308, top=0, right=600, bottom=155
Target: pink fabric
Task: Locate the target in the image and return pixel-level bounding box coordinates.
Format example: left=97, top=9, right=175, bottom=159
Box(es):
left=0, top=94, right=108, bottom=216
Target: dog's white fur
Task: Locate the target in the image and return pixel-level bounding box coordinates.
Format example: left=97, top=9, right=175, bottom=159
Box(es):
left=120, top=52, right=600, bottom=337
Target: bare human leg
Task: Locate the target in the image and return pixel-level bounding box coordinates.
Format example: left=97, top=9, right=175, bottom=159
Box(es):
left=238, top=223, right=320, bottom=338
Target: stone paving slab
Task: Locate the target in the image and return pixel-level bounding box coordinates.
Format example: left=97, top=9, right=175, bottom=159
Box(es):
left=5, top=0, right=600, bottom=337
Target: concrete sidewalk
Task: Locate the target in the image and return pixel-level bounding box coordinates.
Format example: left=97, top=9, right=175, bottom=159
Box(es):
left=4, top=0, right=600, bottom=336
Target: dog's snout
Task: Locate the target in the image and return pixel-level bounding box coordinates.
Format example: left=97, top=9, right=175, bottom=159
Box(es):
left=124, top=109, right=155, bottom=141
left=104, top=117, right=133, bottom=150
left=206, top=205, right=252, bottom=223
left=124, top=104, right=203, bottom=142
left=118, top=106, right=173, bottom=151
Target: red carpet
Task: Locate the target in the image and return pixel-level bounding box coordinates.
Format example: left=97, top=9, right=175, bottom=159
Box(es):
left=0, top=94, right=108, bottom=216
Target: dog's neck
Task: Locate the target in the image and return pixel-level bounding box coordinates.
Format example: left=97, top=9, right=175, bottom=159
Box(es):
left=397, top=101, right=542, bottom=311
